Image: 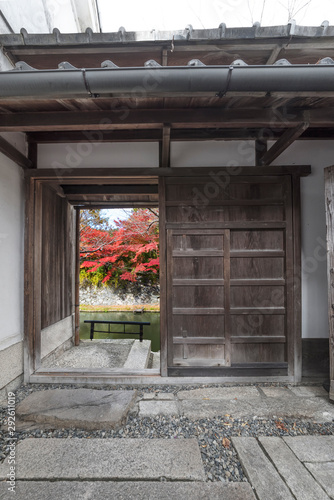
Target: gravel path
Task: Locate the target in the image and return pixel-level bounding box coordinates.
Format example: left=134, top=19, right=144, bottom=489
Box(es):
left=1, top=382, right=333, bottom=483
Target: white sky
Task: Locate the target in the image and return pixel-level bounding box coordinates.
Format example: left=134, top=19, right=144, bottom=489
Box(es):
left=99, top=0, right=334, bottom=31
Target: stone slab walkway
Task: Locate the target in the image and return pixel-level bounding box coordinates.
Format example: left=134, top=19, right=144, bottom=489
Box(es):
left=138, top=385, right=334, bottom=422
left=0, top=438, right=205, bottom=481
left=0, top=481, right=256, bottom=500
left=233, top=436, right=334, bottom=500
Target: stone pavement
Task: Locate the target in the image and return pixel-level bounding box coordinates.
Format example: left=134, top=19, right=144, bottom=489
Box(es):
left=139, top=384, right=334, bottom=421
left=0, top=384, right=333, bottom=499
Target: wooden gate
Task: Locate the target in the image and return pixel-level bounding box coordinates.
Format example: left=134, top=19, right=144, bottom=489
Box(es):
left=160, top=171, right=300, bottom=378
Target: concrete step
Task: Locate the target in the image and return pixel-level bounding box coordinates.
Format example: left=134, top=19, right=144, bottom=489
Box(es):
left=123, top=339, right=151, bottom=369
left=0, top=481, right=256, bottom=500
left=0, top=438, right=205, bottom=481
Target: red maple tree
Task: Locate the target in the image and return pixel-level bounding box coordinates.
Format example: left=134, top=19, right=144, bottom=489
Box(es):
left=80, top=209, right=159, bottom=286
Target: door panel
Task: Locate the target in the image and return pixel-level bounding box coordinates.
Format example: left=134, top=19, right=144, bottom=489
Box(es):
left=167, top=229, right=229, bottom=367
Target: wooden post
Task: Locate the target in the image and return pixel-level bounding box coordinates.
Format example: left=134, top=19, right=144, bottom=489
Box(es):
left=74, top=208, right=80, bottom=346
left=23, top=177, right=35, bottom=381
left=159, top=177, right=167, bottom=376
left=325, top=166, right=334, bottom=400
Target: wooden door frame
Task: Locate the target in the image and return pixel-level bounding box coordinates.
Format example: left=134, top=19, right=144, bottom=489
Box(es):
left=325, top=166, right=334, bottom=400
left=24, top=166, right=309, bottom=383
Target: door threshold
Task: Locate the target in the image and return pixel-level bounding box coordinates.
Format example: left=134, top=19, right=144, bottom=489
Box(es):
left=30, top=370, right=295, bottom=385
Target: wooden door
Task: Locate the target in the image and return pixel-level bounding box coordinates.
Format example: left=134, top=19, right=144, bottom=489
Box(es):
left=161, top=172, right=299, bottom=378
left=167, top=229, right=230, bottom=368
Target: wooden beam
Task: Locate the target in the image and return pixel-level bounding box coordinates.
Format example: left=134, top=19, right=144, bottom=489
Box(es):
left=27, top=141, right=38, bottom=168
left=0, top=134, right=33, bottom=168
left=27, top=127, right=334, bottom=144
left=161, top=125, right=171, bottom=168
left=62, top=185, right=158, bottom=195
left=0, top=107, right=323, bottom=132
left=259, top=122, right=310, bottom=166
left=25, top=165, right=312, bottom=180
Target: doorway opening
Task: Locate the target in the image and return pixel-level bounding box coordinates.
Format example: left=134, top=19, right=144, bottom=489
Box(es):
left=42, top=205, right=160, bottom=373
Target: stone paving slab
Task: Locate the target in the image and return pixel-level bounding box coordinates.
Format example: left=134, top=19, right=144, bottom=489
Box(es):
left=139, top=400, right=179, bottom=416
left=142, top=392, right=175, bottom=400
left=177, top=386, right=260, bottom=400
left=288, top=386, right=328, bottom=398
left=232, top=437, right=294, bottom=500
left=0, top=481, right=256, bottom=500
left=260, top=386, right=295, bottom=398
left=305, top=462, right=334, bottom=498
left=0, top=438, right=205, bottom=481
left=284, top=436, right=334, bottom=462
left=15, top=389, right=137, bottom=430
left=259, top=437, right=330, bottom=500
left=179, top=397, right=334, bottom=421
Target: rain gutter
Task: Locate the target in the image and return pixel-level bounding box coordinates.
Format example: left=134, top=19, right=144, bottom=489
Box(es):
left=0, top=63, right=334, bottom=99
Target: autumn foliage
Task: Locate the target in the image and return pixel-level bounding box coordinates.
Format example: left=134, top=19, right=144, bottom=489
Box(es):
left=80, top=209, right=159, bottom=286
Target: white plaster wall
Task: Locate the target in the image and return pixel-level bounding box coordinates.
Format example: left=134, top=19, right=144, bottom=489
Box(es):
left=38, top=142, right=159, bottom=169
left=0, top=153, right=24, bottom=351
left=271, top=140, right=334, bottom=339
left=170, top=140, right=255, bottom=167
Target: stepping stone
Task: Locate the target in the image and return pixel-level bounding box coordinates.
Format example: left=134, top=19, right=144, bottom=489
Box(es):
left=232, top=437, right=294, bottom=500
left=139, top=400, right=179, bottom=416
left=15, top=389, right=136, bottom=430
left=123, top=339, right=151, bottom=369
left=259, top=437, right=329, bottom=500
left=177, top=386, right=260, bottom=400
left=0, top=481, right=256, bottom=500
left=304, top=463, right=334, bottom=498
left=284, top=436, right=334, bottom=462
left=0, top=438, right=205, bottom=481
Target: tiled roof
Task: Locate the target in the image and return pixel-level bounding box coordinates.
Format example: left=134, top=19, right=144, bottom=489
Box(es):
left=1, top=22, right=334, bottom=46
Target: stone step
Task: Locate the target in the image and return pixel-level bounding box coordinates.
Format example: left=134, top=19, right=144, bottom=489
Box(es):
left=152, top=350, right=161, bottom=369
left=0, top=481, right=256, bottom=500
left=14, top=389, right=137, bottom=431
left=0, top=438, right=205, bottom=482
left=123, top=339, right=151, bottom=369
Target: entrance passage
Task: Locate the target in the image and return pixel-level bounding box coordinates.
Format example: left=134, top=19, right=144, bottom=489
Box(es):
left=162, top=173, right=298, bottom=377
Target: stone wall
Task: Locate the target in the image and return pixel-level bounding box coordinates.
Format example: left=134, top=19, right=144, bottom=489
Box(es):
left=80, top=284, right=160, bottom=307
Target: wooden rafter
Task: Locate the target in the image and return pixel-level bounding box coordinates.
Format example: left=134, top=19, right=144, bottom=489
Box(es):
left=259, top=122, right=310, bottom=166
left=266, top=45, right=282, bottom=65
